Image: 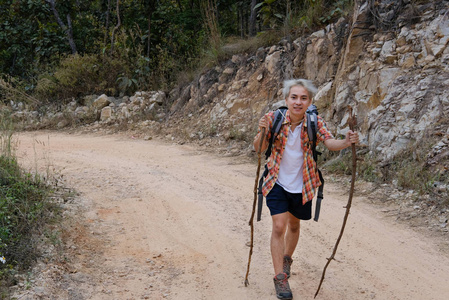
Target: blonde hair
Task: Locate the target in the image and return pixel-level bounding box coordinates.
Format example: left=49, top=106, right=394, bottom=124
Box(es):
left=282, top=79, right=318, bottom=100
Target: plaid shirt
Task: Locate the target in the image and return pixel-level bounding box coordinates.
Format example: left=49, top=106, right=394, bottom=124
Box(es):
left=259, top=109, right=334, bottom=204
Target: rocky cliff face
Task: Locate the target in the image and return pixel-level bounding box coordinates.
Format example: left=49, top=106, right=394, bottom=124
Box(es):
left=6, top=1, right=449, bottom=180
left=165, top=0, right=449, bottom=174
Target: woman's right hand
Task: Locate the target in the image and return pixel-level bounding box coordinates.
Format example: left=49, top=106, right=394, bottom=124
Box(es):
left=254, top=115, right=269, bottom=152
left=258, top=115, right=269, bottom=130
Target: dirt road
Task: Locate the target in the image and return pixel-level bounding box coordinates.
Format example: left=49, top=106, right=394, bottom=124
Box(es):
left=15, top=131, right=449, bottom=300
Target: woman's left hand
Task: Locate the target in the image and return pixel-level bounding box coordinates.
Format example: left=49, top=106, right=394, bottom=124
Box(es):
left=346, top=130, right=359, bottom=146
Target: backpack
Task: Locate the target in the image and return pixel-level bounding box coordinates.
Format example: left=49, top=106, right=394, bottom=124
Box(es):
left=256, top=104, right=324, bottom=222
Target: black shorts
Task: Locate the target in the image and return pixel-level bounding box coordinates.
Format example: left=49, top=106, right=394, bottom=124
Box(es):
left=266, top=183, right=312, bottom=220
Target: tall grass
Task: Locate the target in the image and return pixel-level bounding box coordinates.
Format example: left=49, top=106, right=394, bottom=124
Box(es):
left=0, top=109, right=60, bottom=294
left=0, top=76, right=39, bottom=108
left=0, top=110, right=15, bottom=158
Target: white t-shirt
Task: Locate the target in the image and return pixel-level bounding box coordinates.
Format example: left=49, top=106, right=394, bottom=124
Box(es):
left=276, top=123, right=304, bottom=193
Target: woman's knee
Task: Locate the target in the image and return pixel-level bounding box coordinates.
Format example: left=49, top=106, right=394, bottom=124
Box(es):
left=272, top=215, right=288, bottom=236
left=288, top=218, right=300, bottom=233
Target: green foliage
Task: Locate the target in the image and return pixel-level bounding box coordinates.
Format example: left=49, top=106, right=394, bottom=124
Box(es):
left=35, top=54, right=130, bottom=101
left=221, top=31, right=283, bottom=57
left=357, top=155, right=379, bottom=182
left=387, top=142, right=447, bottom=195
left=206, top=122, right=219, bottom=137
left=253, top=0, right=353, bottom=33
left=320, top=0, right=353, bottom=23
left=0, top=117, right=61, bottom=289
left=291, top=0, right=354, bottom=32
left=323, top=139, right=448, bottom=205
left=323, top=151, right=352, bottom=176
left=54, top=54, right=101, bottom=98
left=33, top=75, right=58, bottom=101
left=0, top=75, right=39, bottom=108
left=117, top=76, right=138, bottom=95
left=0, top=0, right=69, bottom=79
left=0, top=155, right=56, bottom=282
left=255, top=0, right=285, bottom=29
left=0, top=109, right=15, bottom=158
left=1, top=0, right=354, bottom=100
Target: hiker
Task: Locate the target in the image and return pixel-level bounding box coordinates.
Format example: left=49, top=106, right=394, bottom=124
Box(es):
left=253, top=79, right=359, bottom=299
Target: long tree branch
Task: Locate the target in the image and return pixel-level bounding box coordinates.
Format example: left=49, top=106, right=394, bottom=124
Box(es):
left=244, top=127, right=266, bottom=287
left=314, top=107, right=357, bottom=298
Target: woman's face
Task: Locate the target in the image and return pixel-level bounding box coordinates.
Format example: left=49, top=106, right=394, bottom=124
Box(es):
left=286, top=85, right=312, bottom=121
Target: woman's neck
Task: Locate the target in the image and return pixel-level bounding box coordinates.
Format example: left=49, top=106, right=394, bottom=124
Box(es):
left=289, top=113, right=304, bottom=125
left=290, top=115, right=303, bottom=132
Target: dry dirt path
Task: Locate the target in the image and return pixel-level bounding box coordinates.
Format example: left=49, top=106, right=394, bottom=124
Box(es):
left=15, top=131, right=449, bottom=300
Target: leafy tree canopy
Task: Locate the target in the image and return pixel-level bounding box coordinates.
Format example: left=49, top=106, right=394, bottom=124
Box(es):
left=0, top=0, right=353, bottom=101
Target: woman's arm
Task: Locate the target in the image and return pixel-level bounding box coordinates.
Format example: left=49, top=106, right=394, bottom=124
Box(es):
left=324, top=130, right=359, bottom=151
left=253, top=115, right=270, bottom=153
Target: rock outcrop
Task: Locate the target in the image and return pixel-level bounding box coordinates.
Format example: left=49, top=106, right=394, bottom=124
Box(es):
left=5, top=0, right=449, bottom=182
left=164, top=0, right=449, bottom=171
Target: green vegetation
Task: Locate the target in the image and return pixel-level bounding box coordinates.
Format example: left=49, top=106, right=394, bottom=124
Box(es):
left=0, top=0, right=354, bottom=105
left=0, top=0, right=354, bottom=290
left=386, top=141, right=447, bottom=198
left=0, top=111, right=61, bottom=292
left=322, top=141, right=448, bottom=205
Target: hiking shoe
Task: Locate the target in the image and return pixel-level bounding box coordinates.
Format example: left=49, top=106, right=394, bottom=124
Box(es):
left=283, top=255, right=293, bottom=278
left=273, top=273, right=293, bottom=300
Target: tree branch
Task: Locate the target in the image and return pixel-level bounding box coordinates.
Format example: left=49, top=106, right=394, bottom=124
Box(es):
left=110, top=0, right=121, bottom=55
left=244, top=127, right=266, bottom=287
left=46, top=0, right=77, bottom=54
left=314, top=106, right=358, bottom=298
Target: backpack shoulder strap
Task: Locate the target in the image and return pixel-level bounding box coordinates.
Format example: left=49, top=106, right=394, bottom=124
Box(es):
left=265, top=106, right=287, bottom=159
left=257, top=106, right=286, bottom=222
left=306, top=104, right=320, bottom=162
left=306, top=104, right=325, bottom=222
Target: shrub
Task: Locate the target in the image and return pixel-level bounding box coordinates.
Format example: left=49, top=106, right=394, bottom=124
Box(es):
left=322, top=150, right=352, bottom=176
left=33, top=76, right=58, bottom=102
left=34, top=54, right=131, bottom=102
left=323, top=138, right=448, bottom=206
left=388, top=141, right=446, bottom=195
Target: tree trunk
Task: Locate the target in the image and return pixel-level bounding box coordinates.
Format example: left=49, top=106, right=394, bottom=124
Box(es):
left=144, top=0, right=156, bottom=58
left=46, top=0, right=77, bottom=54
left=249, top=0, right=257, bottom=37
left=147, top=12, right=151, bottom=57
left=104, top=0, right=111, bottom=47
left=110, top=0, right=121, bottom=55
left=66, top=14, right=77, bottom=54
left=239, top=4, right=243, bottom=38
left=243, top=3, right=248, bottom=37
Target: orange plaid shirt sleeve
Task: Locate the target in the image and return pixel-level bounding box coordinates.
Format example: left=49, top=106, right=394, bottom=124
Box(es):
left=258, top=110, right=334, bottom=205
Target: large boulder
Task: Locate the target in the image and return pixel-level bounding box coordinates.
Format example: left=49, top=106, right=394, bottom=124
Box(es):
left=92, top=94, right=111, bottom=110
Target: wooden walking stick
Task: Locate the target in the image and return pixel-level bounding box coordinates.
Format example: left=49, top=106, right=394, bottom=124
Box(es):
left=314, top=106, right=357, bottom=298
left=244, top=127, right=266, bottom=287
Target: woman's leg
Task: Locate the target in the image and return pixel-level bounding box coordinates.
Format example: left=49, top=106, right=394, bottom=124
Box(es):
left=271, top=212, right=289, bottom=275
